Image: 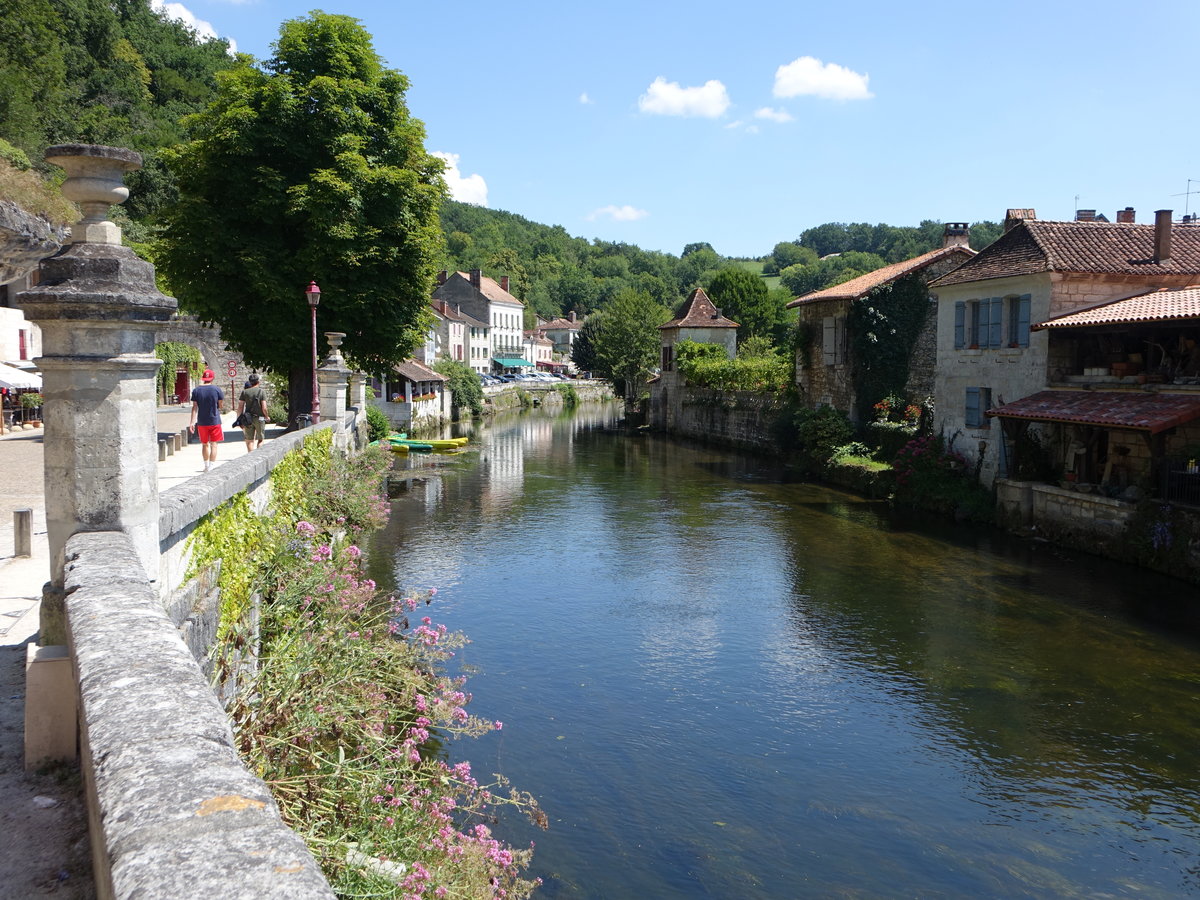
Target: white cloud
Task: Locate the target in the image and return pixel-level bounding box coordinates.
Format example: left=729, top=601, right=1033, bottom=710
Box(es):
left=774, top=56, right=873, bottom=101
left=754, top=106, right=794, bottom=123
left=580, top=92, right=593, bottom=105
left=432, top=152, right=488, bottom=206
left=586, top=205, right=649, bottom=223
left=149, top=0, right=237, bottom=52
left=638, top=77, right=730, bottom=118
left=725, top=120, right=743, bottom=130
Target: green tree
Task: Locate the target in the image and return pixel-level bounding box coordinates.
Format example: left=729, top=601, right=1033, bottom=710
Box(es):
left=158, top=12, right=446, bottom=419
left=704, top=266, right=786, bottom=346
left=571, top=313, right=602, bottom=373
left=432, top=357, right=483, bottom=418
left=591, top=288, right=669, bottom=403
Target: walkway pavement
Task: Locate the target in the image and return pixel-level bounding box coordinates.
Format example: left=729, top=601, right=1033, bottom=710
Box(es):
left=0, top=407, right=285, bottom=897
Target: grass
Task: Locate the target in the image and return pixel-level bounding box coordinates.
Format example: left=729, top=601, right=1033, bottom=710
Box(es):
left=0, top=161, right=77, bottom=225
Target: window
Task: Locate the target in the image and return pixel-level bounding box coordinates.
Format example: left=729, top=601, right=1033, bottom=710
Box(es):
left=822, top=315, right=845, bottom=365
left=1007, top=294, right=1031, bottom=347
left=662, top=344, right=674, bottom=372
left=965, top=386, right=992, bottom=428
left=968, top=298, right=1003, bottom=348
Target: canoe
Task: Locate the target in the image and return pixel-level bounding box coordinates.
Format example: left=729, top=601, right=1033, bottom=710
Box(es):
left=389, top=441, right=433, bottom=453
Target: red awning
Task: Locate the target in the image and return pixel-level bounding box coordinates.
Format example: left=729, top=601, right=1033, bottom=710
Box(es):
left=988, top=390, right=1200, bottom=434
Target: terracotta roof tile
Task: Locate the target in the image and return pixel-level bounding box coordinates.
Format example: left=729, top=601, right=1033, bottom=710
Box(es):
left=541, top=317, right=581, bottom=331
left=931, top=221, right=1200, bottom=287
left=660, top=287, right=738, bottom=329
left=988, top=389, right=1200, bottom=434
left=787, top=245, right=975, bottom=307
left=393, top=358, right=447, bottom=383
left=1035, top=286, right=1200, bottom=330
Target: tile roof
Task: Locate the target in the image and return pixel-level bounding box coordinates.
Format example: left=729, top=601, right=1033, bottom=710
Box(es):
left=541, top=317, right=582, bottom=331
left=393, top=358, right=447, bottom=383
left=787, top=245, right=976, bottom=307
left=987, top=389, right=1200, bottom=434
left=660, top=287, right=739, bottom=330
left=931, top=221, right=1200, bottom=287
left=1034, top=286, right=1200, bottom=330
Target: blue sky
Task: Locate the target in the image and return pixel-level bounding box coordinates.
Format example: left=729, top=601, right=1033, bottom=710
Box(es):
left=154, top=0, right=1200, bottom=259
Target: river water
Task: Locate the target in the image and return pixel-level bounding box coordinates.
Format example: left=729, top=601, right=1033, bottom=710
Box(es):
left=366, top=403, right=1200, bottom=898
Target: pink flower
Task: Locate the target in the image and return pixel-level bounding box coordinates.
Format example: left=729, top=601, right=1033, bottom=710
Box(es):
left=494, top=721, right=504, bottom=730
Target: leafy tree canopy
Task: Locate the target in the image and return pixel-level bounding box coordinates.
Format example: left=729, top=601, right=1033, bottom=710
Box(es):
left=704, top=266, right=788, bottom=346
left=157, top=11, right=446, bottom=393
left=590, top=288, right=669, bottom=401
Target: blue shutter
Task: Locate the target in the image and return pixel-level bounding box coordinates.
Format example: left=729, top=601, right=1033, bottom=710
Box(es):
left=954, top=302, right=965, bottom=349
left=965, top=386, right=980, bottom=427
left=1017, top=295, right=1031, bottom=347
left=988, top=298, right=1003, bottom=348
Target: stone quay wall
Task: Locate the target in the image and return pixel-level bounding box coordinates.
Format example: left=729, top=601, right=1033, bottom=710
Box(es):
left=651, top=382, right=787, bottom=453
left=68, top=410, right=367, bottom=899
left=995, top=478, right=1136, bottom=555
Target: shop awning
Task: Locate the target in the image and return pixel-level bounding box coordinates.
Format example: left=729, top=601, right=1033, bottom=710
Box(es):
left=0, top=361, right=41, bottom=390
left=493, top=357, right=533, bottom=368
left=988, top=390, right=1200, bottom=434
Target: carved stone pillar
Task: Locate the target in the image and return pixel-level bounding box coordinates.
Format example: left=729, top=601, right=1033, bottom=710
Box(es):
left=317, top=332, right=350, bottom=423
left=16, top=145, right=176, bottom=641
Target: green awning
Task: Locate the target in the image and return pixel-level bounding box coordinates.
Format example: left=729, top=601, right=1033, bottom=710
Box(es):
left=493, top=357, right=533, bottom=367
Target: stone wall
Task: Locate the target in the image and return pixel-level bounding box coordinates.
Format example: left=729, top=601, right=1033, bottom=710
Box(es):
left=995, top=478, right=1136, bottom=555
left=651, top=382, right=785, bottom=453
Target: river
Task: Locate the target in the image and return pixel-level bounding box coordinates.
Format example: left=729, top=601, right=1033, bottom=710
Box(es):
left=366, top=403, right=1200, bottom=898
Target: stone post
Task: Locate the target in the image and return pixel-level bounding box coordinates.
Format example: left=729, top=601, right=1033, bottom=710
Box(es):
left=348, top=372, right=367, bottom=411
left=16, top=145, right=176, bottom=642
left=317, top=332, right=350, bottom=423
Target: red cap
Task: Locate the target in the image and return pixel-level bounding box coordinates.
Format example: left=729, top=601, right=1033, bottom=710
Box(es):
left=202, top=369, right=215, bottom=382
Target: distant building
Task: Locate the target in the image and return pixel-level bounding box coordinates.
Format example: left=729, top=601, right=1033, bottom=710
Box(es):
left=648, top=287, right=739, bottom=429
left=433, top=270, right=529, bottom=372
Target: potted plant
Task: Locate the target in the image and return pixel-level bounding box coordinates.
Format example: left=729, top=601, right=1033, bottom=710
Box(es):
left=20, top=391, right=43, bottom=426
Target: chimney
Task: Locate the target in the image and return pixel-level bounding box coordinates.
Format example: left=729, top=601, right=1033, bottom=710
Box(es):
left=436, top=270, right=448, bottom=285
left=941, top=222, right=970, bottom=248
left=1004, top=209, right=1036, bottom=232
left=568, top=311, right=577, bottom=323
left=1155, top=209, right=1173, bottom=263
left=1075, top=209, right=1096, bottom=222
left=1116, top=207, right=1136, bottom=224
left=469, top=268, right=482, bottom=289
left=500, top=275, right=510, bottom=292
left=713, top=307, right=722, bottom=320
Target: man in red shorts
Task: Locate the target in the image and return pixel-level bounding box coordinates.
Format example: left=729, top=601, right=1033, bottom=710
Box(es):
left=189, top=368, right=225, bottom=472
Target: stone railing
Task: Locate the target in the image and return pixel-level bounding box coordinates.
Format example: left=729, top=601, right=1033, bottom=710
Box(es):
left=66, top=409, right=366, bottom=898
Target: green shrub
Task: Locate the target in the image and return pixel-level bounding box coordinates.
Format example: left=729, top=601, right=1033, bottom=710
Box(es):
left=792, top=405, right=854, bottom=471
left=555, top=383, right=579, bottom=408
left=863, top=420, right=918, bottom=461
left=676, top=339, right=790, bottom=392
left=432, top=357, right=483, bottom=418
left=892, top=434, right=993, bottom=521
left=365, top=404, right=391, bottom=442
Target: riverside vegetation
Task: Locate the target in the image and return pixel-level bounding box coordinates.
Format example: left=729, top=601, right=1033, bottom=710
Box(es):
left=186, top=430, right=544, bottom=898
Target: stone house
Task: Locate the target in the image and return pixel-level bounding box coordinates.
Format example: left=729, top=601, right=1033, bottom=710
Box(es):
left=540, top=312, right=583, bottom=370
left=433, top=270, right=528, bottom=372
left=371, top=357, right=450, bottom=429
left=787, top=223, right=975, bottom=421
left=649, top=287, right=739, bottom=430
left=929, top=209, right=1200, bottom=489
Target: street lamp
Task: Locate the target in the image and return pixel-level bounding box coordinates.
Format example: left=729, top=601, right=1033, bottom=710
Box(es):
left=305, top=280, right=321, bottom=425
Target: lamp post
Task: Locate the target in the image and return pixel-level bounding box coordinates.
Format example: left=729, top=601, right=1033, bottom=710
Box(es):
left=305, top=280, right=321, bottom=424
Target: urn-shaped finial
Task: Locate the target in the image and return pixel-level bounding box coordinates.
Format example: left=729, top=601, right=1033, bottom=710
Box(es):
left=44, top=144, right=142, bottom=245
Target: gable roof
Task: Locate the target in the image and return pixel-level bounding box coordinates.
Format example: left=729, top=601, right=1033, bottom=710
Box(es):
left=436, top=271, right=524, bottom=308
left=1035, top=286, right=1200, bottom=330
left=541, top=316, right=582, bottom=331
left=787, top=245, right=976, bottom=307
left=660, top=287, right=739, bottom=330
left=931, top=221, right=1200, bottom=287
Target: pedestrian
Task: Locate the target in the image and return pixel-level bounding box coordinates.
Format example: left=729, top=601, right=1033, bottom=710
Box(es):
left=189, top=368, right=224, bottom=472
left=237, top=372, right=269, bottom=452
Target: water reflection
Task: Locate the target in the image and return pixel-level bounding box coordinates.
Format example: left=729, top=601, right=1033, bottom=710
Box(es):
left=369, top=405, right=1200, bottom=898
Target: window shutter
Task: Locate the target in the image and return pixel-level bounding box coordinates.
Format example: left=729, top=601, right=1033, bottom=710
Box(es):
left=965, top=386, right=980, bottom=427
left=988, top=298, right=1003, bottom=348
left=823, top=317, right=836, bottom=365
left=954, top=302, right=965, bottom=349
left=1017, top=295, right=1031, bottom=347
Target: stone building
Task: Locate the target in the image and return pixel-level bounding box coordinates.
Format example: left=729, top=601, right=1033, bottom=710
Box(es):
left=929, top=209, right=1200, bottom=488
left=649, top=287, right=739, bottom=430
left=788, top=223, right=975, bottom=421
left=432, top=270, right=528, bottom=372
